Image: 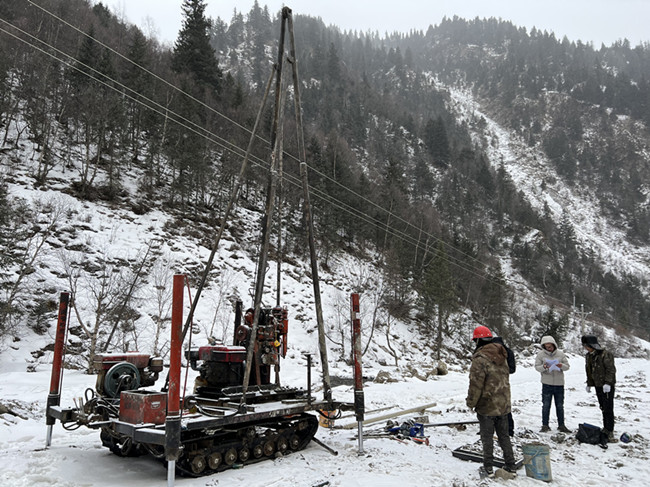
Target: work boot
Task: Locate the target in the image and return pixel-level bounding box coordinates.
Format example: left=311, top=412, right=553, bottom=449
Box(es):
left=540, top=425, right=551, bottom=432
left=605, top=430, right=618, bottom=443
left=558, top=424, right=571, bottom=433
left=479, top=466, right=495, bottom=479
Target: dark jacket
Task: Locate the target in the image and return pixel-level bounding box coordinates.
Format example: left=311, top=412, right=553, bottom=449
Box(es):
left=492, top=336, right=516, bottom=374
left=585, top=349, right=616, bottom=387
left=466, top=342, right=512, bottom=416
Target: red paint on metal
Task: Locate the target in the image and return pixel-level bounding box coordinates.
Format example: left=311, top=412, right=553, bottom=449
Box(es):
left=93, top=353, right=151, bottom=370
left=119, top=391, right=168, bottom=424
left=351, top=293, right=362, bottom=391
left=49, top=292, right=70, bottom=395
left=351, top=293, right=360, bottom=313
left=168, top=274, right=184, bottom=416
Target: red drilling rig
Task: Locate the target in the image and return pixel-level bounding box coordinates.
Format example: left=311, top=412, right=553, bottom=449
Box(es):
left=44, top=7, right=366, bottom=484
left=46, top=278, right=345, bottom=480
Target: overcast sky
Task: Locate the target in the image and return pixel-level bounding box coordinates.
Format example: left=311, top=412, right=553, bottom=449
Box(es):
left=100, top=0, right=650, bottom=48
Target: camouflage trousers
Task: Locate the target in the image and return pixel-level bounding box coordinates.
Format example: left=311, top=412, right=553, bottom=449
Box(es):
left=477, top=412, right=516, bottom=470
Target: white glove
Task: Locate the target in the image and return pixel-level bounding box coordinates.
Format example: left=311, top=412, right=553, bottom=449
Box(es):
left=603, top=384, right=611, bottom=393
left=586, top=386, right=592, bottom=393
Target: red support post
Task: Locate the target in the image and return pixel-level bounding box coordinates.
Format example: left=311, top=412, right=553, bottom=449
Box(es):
left=46, top=292, right=70, bottom=446
left=350, top=293, right=365, bottom=455
left=48, top=292, right=70, bottom=399
left=168, top=274, right=184, bottom=417
left=166, top=274, right=184, bottom=484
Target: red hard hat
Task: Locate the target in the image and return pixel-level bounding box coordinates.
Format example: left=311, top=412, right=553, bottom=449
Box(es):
left=472, top=325, right=492, bottom=340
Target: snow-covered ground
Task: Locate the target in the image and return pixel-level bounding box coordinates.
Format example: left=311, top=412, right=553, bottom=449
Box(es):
left=1, top=335, right=650, bottom=487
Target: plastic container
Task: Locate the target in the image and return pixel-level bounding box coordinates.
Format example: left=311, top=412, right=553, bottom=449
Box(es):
left=522, top=442, right=552, bottom=482
left=318, top=409, right=338, bottom=428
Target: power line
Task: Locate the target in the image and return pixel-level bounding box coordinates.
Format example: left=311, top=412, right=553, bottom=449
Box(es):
left=0, top=11, right=635, bottom=333
left=26, top=0, right=495, bottom=280
left=0, top=12, right=498, bottom=285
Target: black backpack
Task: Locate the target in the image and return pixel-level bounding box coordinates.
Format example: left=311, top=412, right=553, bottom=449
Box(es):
left=576, top=423, right=607, bottom=446
left=505, top=346, right=516, bottom=374
left=492, top=337, right=516, bottom=374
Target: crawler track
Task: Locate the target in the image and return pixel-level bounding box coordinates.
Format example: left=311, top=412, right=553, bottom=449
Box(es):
left=99, top=412, right=319, bottom=477
left=175, top=413, right=319, bottom=476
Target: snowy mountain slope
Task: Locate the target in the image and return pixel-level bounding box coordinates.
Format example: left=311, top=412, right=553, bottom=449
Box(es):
left=1, top=49, right=650, bottom=487
left=445, top=85, right=650, bottom=293
left=0, top=129, right=437, bottom=376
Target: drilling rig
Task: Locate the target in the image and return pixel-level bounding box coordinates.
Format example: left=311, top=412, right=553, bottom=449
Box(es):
left=45, top=7, right=355, bottom=483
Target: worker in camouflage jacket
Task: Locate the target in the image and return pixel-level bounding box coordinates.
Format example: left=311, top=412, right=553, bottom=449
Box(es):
left=582, top=334, right=617, bottom=441
left=466, top=326, right=517, bottom=478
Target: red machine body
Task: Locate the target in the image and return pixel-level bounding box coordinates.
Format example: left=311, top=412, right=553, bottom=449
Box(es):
left=185, top=304, right=290, bottom=396
left=119, top=390, right=168, bottom=425
left=233, top=305, right=288, bottom=385
left=195, top=345, right=246, bottom=363
left=93, top=352, right=153, bottom=370
left=93, top=352, right=164, bottom=399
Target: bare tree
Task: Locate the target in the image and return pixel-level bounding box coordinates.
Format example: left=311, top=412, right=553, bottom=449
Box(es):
left=204, top=267, right=238, bottom=344
left=147, top=251, right=175, bottom=357
left=383, top=313, right=400, bottom=367
left=324, top=261, right=388, bottom=362
left=1, top=196, right=67, bottom=337
left=58, top=232, right=136, bottom=371
left=326, top=290, right=350, bottom=362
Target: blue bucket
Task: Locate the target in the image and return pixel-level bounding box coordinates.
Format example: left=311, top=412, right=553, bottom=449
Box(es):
left=522, top=442, right=552, bottom=482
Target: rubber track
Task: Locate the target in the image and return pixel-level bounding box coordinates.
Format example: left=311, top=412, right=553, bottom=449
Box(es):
left=174, top=412, right=319, bottom=477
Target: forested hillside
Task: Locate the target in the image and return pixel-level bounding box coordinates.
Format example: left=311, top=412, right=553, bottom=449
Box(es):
left=1, top=0, right=650, bottom=361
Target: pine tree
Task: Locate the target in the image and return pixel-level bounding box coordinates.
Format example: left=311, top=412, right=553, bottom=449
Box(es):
left=0, top=180, right=11, bottom=270
left=167, top=0, right=224, bottom=208
left=424, top=116, right=450, bottom=167
left=538, top=307, right=569, bottom=346
left=412, top=157, right=435, bottom=199
left=123, top=28, right=151, bottom=159
left=95, top=47, right=125, bottom=198
left=69, top=24, right=99, bottom=90
left=326, top=43, right=342, bottom=84
left=172, top=0, right=222, bottom=93
left=481, top=267, right=508, bottom=332
left=420, top=243, right=458, bottom=359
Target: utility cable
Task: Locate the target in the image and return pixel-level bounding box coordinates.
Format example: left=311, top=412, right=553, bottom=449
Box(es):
left=26, top=0, right=493, bottom=278
left=0, top=18, right=496, bottom=286
left=0, top=17, right=631, bottom=332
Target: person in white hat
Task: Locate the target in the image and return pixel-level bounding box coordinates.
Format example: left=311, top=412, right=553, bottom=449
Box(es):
left=534, top=335, right=571, bottom=433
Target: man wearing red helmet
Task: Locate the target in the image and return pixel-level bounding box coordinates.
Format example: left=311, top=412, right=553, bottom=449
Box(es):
left=466, top=325, right=517, bottom=479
